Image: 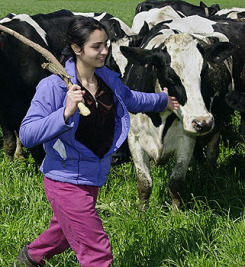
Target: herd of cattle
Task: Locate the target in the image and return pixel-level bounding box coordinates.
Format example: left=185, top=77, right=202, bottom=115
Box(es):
left=0, top=0, right=244, bottom=208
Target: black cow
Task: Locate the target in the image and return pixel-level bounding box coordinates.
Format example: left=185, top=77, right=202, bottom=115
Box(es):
left=135, top=0, right=220, bottom=17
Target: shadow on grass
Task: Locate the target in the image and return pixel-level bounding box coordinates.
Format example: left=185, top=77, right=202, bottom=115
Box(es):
left=183, top=152, right=245, bottom=219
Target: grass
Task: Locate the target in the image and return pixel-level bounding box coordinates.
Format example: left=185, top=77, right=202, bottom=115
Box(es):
left=0, top=0, right=244, bottom=25
left=0, top=0, right=245, bottom=266
left=1, top=141, right=245, bottom=266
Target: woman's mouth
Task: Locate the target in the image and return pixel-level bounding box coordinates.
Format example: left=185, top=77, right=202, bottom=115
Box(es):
left=97, top=57, right=105, bottom=62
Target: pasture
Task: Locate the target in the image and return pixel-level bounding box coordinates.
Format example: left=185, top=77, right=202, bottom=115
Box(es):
left=1, top=0, right=245, bottom=266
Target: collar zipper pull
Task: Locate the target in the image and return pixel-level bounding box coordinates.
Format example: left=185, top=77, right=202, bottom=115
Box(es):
left=93, top=95, right=98, bottom=108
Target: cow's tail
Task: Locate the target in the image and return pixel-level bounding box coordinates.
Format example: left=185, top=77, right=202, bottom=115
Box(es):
left=225, top=91, right=245, bottom=113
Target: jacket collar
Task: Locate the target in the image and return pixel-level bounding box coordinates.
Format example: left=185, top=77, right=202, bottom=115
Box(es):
left=59, top=57, right=120, bottom=90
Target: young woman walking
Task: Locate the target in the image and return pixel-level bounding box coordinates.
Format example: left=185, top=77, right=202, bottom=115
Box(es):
left=14, top=16, right=179, bottom=266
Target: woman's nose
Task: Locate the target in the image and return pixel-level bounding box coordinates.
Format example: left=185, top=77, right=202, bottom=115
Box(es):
left=101, top=45, right=108, bottom=55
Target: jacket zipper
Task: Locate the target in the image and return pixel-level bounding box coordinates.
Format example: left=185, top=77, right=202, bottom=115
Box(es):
left=98, top=158, right=102, bottom=185
left=93, top=95, right=98, bottom=108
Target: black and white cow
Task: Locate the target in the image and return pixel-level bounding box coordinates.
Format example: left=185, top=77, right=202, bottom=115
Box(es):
left=0, top=10, right=75, bottom=162
left=214, top=20, right=245, bottom=133
left=72, top=11, right=137, bottom=40
left=133, top=6, right=245, bottom=129
left=78, top=11, right=150, bottom=77
left=213, top=8, right=245, bottom=21
left=0, top=10, right=134, bottom=163
left=135, top=0, right=220, bottom=17
left=118, top=27, right=235, bottom=208
left=225, top=62, right=245, bottom=118
left=131, top=6, right=182, bottom=34
left=138, top=11, right=245, bottom=134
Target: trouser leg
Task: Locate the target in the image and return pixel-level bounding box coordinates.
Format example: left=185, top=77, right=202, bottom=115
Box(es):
left=27, top=214, right=70, bottom=265
left=28, top=176, right=113, bottom=266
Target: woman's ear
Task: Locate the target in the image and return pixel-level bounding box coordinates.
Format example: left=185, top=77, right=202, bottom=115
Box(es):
left=71, top=44, right=82, bottom=55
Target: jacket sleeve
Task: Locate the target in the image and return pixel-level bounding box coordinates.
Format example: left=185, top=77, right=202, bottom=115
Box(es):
left=115, top=78, right=168, bottom=113
left=19, top=77, right=73, bottom=148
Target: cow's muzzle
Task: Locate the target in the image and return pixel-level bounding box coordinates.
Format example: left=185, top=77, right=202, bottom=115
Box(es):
left=192, top=118, right=214, bottom=134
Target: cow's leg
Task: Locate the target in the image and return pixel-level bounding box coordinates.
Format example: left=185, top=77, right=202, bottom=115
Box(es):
left=240, top=113, right=245, bottom=135
left=14, top=130, right=25, bottom=159
left=111, top=139, right=130, bottom=165
left=136, top=152, right=152, bottom=207
left=168, top=135, right=196, bottom=209
left=1, top=126, right=16, bottom=160
left=205, top=131, right=220, bottom=167
left=128, top=134, right=152, bottom=208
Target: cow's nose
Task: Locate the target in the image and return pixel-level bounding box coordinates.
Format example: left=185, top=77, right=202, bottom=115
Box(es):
left=192, top=118, right=213, bottom=134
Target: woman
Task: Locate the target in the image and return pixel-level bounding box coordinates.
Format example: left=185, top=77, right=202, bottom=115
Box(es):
left=14, top=16, right=179, bottom=266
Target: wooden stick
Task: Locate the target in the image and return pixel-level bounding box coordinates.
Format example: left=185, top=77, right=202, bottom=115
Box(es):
left=0, top=24, right=90, bottom=116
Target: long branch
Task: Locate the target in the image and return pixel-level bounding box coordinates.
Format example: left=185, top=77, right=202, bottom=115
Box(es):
left=0, top=23, right=90, bottom=116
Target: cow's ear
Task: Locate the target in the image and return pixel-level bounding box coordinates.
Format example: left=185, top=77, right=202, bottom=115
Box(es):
left=138, top=21, right=149, bottom=37
left=131, top=22, right=150, bottom=47
left=211, top=4, right=220, bottom=12
left=108, top=20, right=125, bottom=41
left=120, top=46, right=152, bottom=65
left=200, top=1, right=207, bottom=8
left=0, top=31, right=8, bottom=41
left=205, top=42, right=237, bottom=63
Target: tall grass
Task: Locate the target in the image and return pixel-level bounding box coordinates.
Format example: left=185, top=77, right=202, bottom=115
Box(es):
left=1, top=139, right=245, bottom=266
left=0, top=0, right=245, bottom=266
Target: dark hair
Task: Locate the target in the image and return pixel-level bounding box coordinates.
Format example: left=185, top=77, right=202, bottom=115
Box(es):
left=60, top=16, right=108, bottom=64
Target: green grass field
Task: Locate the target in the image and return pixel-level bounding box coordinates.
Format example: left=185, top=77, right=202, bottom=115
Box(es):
left=1, top=0, right=245, bottom=266
left=0, top=0, right=244, bottom=25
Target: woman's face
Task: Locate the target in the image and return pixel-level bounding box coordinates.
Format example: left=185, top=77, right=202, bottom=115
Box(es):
left=78, top=29, right=109, bottom=69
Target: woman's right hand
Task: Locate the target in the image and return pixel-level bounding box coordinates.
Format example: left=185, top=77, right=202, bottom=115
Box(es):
left=163, top=87, right=180, bottom=111
left=64, top=84, right=86, bottom=122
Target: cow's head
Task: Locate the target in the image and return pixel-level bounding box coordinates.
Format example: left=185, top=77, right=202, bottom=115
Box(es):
left=105, top=22, right=150, bottom=76
left=199, top=1, right=220, bottom=17
left=135, top=1, right=155, bottom=14
left=120, top=32, right=235, bottom=136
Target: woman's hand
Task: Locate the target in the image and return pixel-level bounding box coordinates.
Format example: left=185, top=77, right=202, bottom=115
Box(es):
left=64, top=84, right=86, bottom=122
left=163, top=87, right=180, bottom=111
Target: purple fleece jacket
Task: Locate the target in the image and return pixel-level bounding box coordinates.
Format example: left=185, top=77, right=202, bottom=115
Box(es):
left=19, top=58, right=168, bottom=186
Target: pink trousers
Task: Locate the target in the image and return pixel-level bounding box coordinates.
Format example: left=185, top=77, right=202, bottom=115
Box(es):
left=27, top=176, right=113, bottom=266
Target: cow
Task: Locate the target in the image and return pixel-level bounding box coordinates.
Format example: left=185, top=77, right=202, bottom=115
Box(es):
left=132, top=7, right=245, bottom=134
left=0, top=10, right=136, bottom=163
left=131, top=6, right=182, bottom=34
left=151, top=13, right=245, bottom=134
left=225, top=61, right=245, bottom=133
left=0, top=10, right=76, bottom=162
left=135, top=0, right=220, bottom=17
left=118, top=26, right=235, bottom=208
left=213, top=8, right=245, bottom=21
left=72, top=11, right=137, bottom=39
left=210, top=20, right=245, bottom=133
